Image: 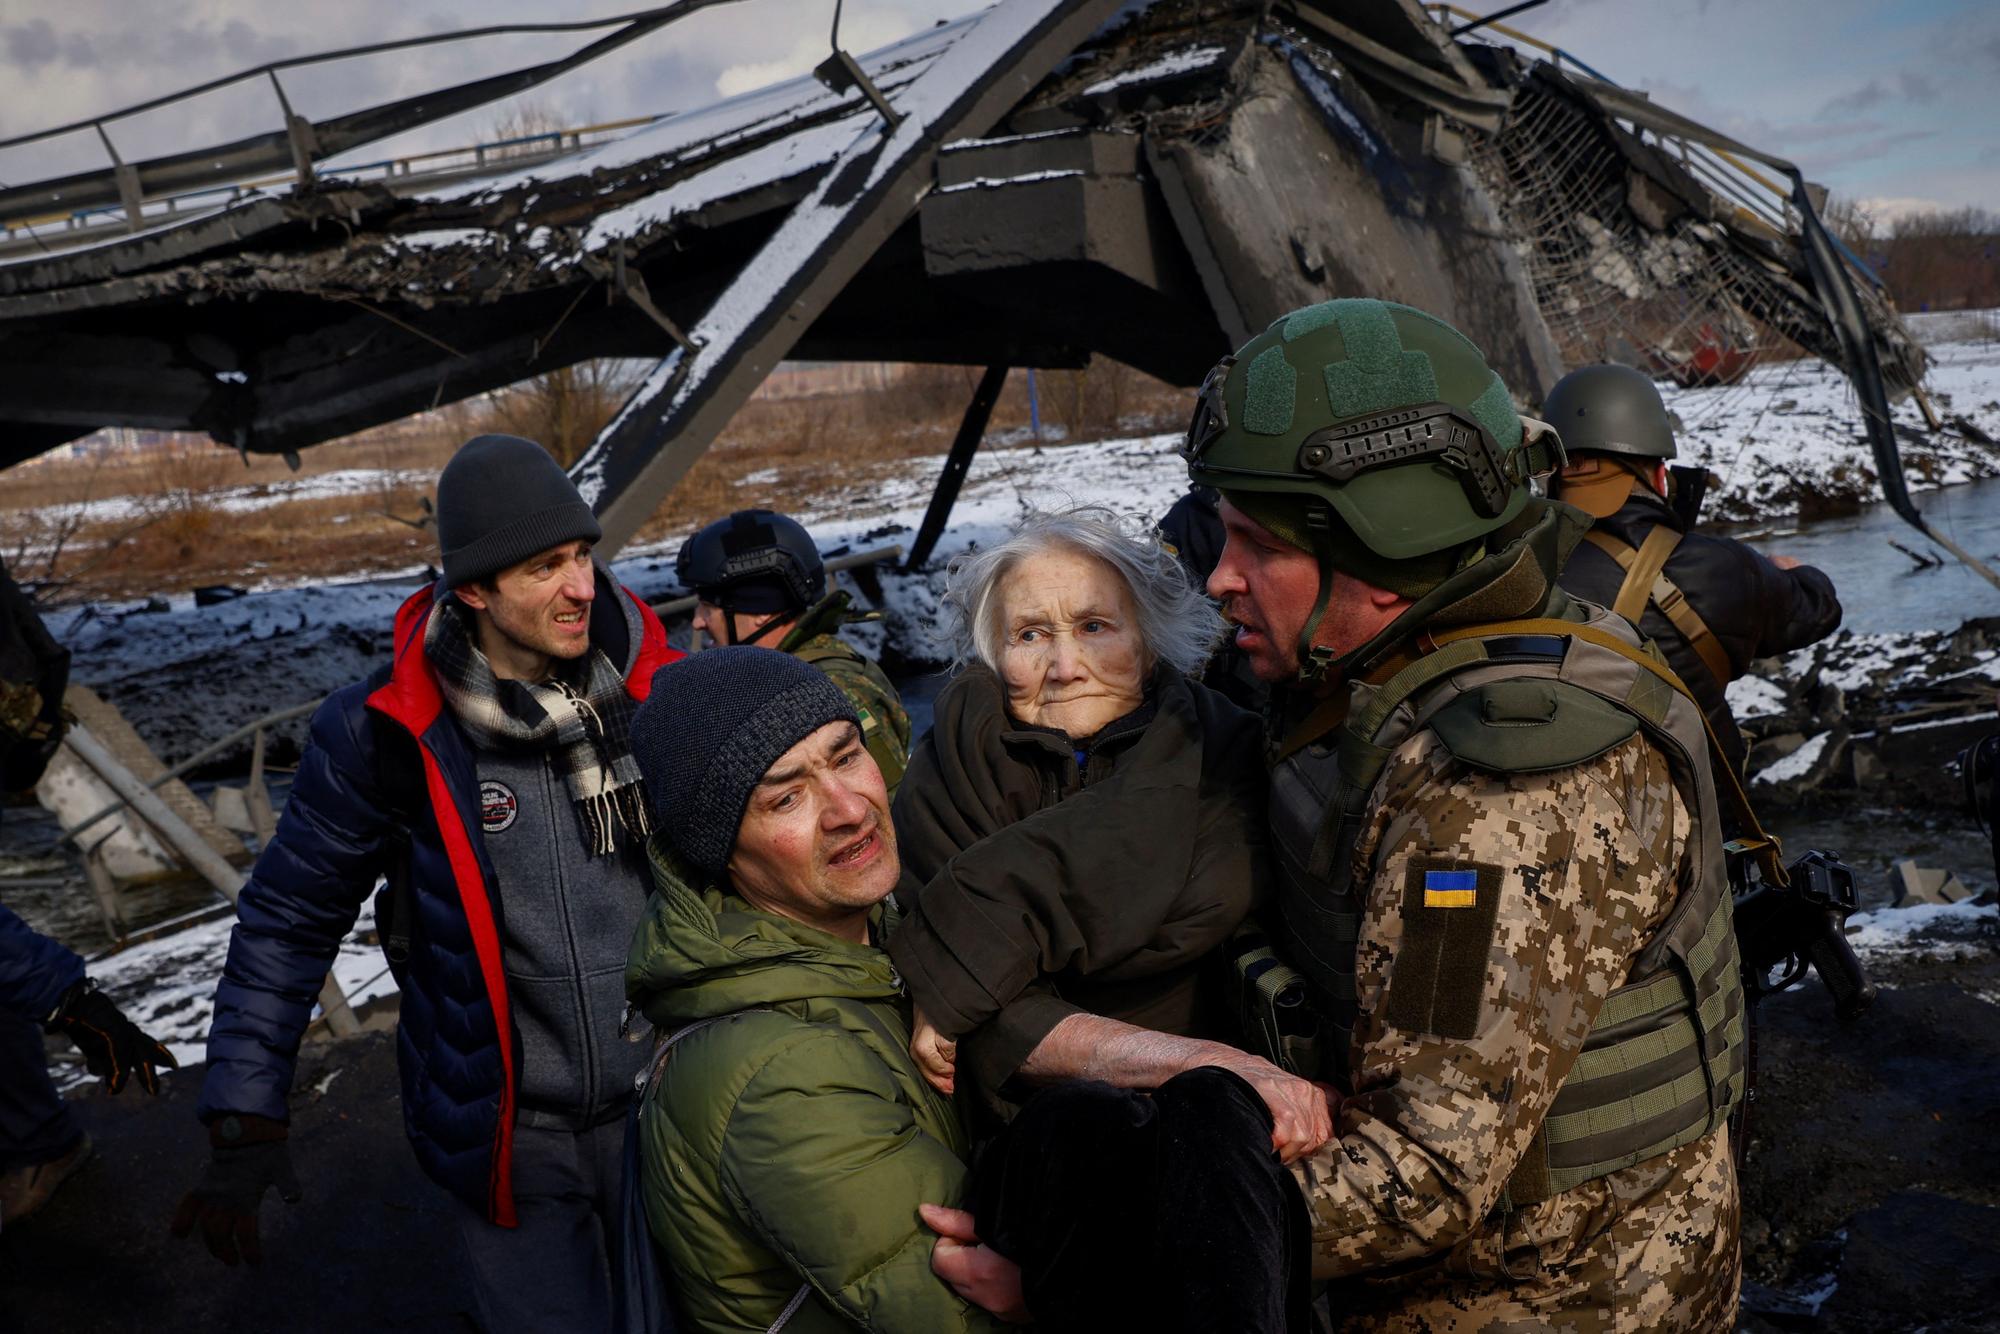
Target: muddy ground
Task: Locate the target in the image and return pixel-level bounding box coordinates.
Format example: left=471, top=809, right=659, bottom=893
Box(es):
left=0, top=1032, right=480, bottom=1333
left=1737, top=926, right=2000, bottom=1331
left=4, top=887, right=1996, bottom=1333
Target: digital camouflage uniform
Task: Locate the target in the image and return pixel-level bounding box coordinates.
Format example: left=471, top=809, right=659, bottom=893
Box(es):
left=1296, top=726, right=1738, bottom=1330
left=777, top=591, right=911, bottom=797
left=1186, top=298, right=1742, bottom=1332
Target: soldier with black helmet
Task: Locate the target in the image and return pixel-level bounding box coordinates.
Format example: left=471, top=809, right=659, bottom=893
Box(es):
left=677, top=509, right=910, bottom=795
left=1546, top=363, right=1842, bottom=774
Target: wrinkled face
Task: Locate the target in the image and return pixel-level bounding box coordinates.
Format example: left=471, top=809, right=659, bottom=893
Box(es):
left=728, top=720, right=899, bottom=941
left=456, top=540, right=596, bottom=681
left=995, top=546, right=1148, bottom=737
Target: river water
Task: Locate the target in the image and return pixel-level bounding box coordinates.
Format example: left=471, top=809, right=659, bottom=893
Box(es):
left=1729, top=475, right=2000, bottom=634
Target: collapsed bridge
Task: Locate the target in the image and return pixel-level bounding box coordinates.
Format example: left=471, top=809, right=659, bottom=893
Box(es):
left=0, top=0, right=1968, bottom=571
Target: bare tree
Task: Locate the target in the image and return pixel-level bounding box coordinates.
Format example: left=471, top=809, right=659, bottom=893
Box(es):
left=1884, top=208, right=2000, bottom=311
left=475, top=359, right=649, bottom=466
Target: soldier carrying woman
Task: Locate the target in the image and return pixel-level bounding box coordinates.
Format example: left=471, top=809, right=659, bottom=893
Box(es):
left=622, top=299, right=1742, bottom=1333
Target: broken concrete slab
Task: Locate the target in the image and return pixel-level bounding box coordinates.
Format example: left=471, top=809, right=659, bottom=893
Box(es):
left=1891, top=859, right=1975, bottom=907
left=209, top=785, right=255, bottom=838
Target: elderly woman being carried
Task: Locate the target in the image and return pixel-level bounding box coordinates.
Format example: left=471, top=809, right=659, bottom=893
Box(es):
left=888, top=505, right=1274, bottom=1114
left=889, top=506, right=1326, bottom=1330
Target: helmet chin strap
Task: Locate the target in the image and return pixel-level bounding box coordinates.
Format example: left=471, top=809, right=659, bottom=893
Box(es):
left=722, top=603, right=792, bottom=649
left=1294, top=504, right=1340, bottom=686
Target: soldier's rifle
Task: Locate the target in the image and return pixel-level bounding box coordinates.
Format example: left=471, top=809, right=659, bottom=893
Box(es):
left=1727, top=844, right=1875, bottom=1020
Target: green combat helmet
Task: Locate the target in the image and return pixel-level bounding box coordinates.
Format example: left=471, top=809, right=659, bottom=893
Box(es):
left=1182, top=297, right=1564, bottom=681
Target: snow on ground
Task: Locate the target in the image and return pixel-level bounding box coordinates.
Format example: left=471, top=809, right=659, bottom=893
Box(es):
left=1727, top=674, right=1789, bottom=720
left=1790, top=627, right=1999, bottom=695
left=53, top=894, right=396, bottom=1093
left=1845, top=899, right=1998, bottom=965
left=29, top=468, right=429, bottom=530
left=1664, top=330, right=2000, bottom=524
left=1753, top=731, right=1832, bottom=785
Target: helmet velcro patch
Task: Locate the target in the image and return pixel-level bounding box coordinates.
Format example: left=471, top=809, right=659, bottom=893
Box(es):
left=1323, top=302, right=1440, bottom=421
left=1281, top=301, right=1342, bottom=342
left=1243, top=345, right=1297, bottom=436
left=1468, top=373, right=1524, bottom=451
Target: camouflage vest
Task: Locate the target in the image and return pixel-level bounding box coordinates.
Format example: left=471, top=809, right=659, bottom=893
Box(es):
left=1264, top=603, right=1746, bottom=1204
left=792, top=637, right=907, bottom=796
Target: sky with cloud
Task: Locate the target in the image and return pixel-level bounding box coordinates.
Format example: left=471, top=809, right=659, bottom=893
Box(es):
left=0, top=0, right=1991, bottom=223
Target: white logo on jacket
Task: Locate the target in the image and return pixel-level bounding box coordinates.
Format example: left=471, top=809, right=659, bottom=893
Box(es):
left=480, top=779, right=519, bottom=833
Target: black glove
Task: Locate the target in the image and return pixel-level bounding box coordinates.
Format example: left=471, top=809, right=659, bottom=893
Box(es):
left=170, top=1114, right=302, bottom=1266
left=46, top=978, right=179, bottom=1095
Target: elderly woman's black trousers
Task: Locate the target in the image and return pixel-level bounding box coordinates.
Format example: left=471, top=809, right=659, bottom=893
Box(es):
left=966, top=1066, right=1312, bottom=1332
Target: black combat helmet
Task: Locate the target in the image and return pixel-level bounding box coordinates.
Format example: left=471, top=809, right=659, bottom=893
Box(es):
left=1541, top=364, right=1678, bottom=461
left=675, top=510, right=826, bottom=644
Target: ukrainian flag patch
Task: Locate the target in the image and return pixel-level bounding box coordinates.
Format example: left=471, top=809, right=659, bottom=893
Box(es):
left=1423, top=869, right=1479, bottom=909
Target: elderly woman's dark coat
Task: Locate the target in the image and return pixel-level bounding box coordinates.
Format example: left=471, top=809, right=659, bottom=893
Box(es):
left=888, top=660, right=1270, bottom=1116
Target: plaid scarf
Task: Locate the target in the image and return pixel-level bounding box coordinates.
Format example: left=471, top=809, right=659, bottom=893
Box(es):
left=426, top=589, right=651, bottom=857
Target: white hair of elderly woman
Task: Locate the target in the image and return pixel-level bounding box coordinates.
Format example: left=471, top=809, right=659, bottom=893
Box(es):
left=939, top=505, right=1226, bottom=677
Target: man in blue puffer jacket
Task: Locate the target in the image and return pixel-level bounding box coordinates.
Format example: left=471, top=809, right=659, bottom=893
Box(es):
left=170, top=436, right=679, bottom=1332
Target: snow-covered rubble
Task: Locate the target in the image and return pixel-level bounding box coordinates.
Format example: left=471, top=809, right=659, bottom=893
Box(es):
left=1735, top=620, right=2000, bottom=795
left=54, top=894, right=397, bottom=1093
left=1845, top=898, right=1998, bottom=966
left=1664, top=331, right=2000, bottom=524
left=1754, top=730, right=1833, bottom=786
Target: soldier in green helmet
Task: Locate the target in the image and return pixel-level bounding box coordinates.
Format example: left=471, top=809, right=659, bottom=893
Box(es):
left=1185, top=299, right=1745, bottom=1327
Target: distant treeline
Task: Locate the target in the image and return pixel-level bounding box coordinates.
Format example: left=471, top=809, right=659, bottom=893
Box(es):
left=1829, top=203, right=2000, bottom=313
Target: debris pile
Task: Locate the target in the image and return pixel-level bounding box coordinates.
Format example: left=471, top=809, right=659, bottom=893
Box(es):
left=1732, top=617, right=2000, bottom=804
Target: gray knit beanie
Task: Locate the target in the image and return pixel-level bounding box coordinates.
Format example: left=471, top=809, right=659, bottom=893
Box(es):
left=436, top=434, right=602, bottom=588
left=631, top=647, right=861, bottom=879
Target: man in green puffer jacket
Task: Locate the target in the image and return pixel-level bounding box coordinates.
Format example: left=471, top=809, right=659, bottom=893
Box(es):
left=625, top=646, right=1012, bottom=1334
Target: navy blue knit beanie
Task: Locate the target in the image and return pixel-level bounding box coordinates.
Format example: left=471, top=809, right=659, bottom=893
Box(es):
left=436, top=434, right=602, bottom=588
left=632, top=647, right=860, bottom=879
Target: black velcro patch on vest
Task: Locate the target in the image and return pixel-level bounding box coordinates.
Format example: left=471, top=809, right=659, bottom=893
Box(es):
left=1384, top=857, right=1504, bottom=1041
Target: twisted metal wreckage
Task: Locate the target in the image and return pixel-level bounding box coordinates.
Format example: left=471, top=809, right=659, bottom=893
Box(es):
left=0, top=0, right=1984, bottom=580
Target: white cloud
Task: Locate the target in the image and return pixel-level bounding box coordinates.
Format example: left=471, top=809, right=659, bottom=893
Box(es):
left=0, top=0, right=983, bottom=182
left=714, top=7, right=969, bottom=97
left=1858, top=195, right=1953, bottom=224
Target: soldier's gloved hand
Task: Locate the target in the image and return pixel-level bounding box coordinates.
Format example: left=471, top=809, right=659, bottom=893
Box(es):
left=170, top=1114, right=301, bottom=1266
left=46, top=978, right=179, bottom=1095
